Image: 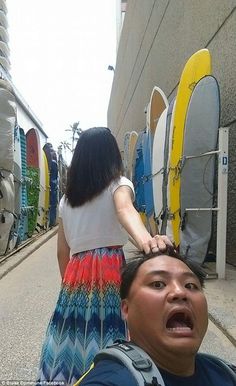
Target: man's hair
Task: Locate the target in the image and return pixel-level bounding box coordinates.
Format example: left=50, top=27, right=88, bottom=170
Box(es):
left=120, top=246, right=206, bottom=299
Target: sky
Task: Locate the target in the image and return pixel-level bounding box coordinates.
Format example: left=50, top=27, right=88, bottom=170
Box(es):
left=7, top=0, right=117, bottom=158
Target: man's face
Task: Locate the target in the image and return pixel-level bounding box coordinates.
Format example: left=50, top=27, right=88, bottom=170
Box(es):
left=121, top=255, right=208, bottom=357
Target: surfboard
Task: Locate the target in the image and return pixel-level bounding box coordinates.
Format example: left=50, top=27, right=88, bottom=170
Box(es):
left=58, top=151, right=67, bottom=201
left=0, top=25, right=8, bottom=43
left=142, top=127, right=157, bottom=234
left=43, top=143, right=59, bottom=227
left=0, top=9, right=8, bottom=29
left=180, top=75, right=220, bottom=264
left=152, top=106, right=168, bottom=232
left=146, top=86, right=169, bottom=136
left=26, top=128, right=40, bottom=237
left=0, top=41, right=9, bottom=58
left=8, top=125, right=22, bottom=250
left=49, top=150, right=58, bottom=227
left=168, top=49, right=212, bottom=246
left=161, top=98, right=176, bottom=238
left=123, top=132, right=130, bottom=177
left=127, top=131, right=138, bottom=181
left=36, top=145, right=46, bottom=231
left=123, top=131, right=138, bottom=180
left=18, top=127, right=28, bottom=241
left=0, top=1, right=7, bottom=14
left=132, top=130, right=146, bottom=212
left=145, top=86, right=168, bottom=234
left=43, top=150, right=50, bottom=229
left=0, top=80, right=17, bottom=255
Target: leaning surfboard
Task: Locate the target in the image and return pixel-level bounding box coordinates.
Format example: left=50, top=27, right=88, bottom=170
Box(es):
left=43, top=143, right=58, bottom=227
left=128, top=131, right=138, bottom=181
left=43, top=151, right=50, bottom=229
left=49, top=150, right=58, bottom=227
left=37, top=145, right=46, bottom=231
left=152, top=106, right=168, bottom=232
left=18, top=127, right=28, bottom=242
left=123, top=131, right=138, bottom=181
left=123, top=132, right=130, bottom=178
left=26, top=128, right=40, bottom=237
left=168, top=49, right=212, bottom=246
left=146, top=86, right=168, bottom=136
left=0, top=80, right=17, bottom=255
left=8, top=125, right=22, bottom=250
left=132, top=130, right=149, bottom=227
left=146, top=86, right=168, bottom=234
left=162, top=99, right=176, bottom=238
left=180, top=75, right=220, bottom=264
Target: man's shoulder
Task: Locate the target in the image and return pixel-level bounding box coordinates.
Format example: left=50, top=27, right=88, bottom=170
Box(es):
left=79, top=359, right=137, bottom=386
left=197, top=353, right=236, bottom=384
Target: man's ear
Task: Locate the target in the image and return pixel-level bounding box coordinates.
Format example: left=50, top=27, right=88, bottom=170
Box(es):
left=121, top=299, right=128, bottom=320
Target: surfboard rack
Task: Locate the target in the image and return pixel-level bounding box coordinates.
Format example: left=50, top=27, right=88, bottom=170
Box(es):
left=182, top=127, right=228, bottom=279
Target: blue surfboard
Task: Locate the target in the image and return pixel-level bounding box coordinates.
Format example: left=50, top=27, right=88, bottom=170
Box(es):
left=132, top=130, right=146, bottom=214
left=18, top=127, right=28, bottom=241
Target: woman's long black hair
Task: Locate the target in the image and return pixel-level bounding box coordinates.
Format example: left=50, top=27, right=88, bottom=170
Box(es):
left=66, top=127, right=124, bottom=207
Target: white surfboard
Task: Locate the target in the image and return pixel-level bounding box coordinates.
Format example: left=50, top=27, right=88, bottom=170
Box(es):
left=123, top=131, right=130, bottom=177
left=0, top=9, right=8, bottom=29
left=152, top=106, right=168, bottom=231
left=0, top=81, right=17, bottom=255
left=165, top=99, right=176, bottom=241
left=36, top=144, right=45, bottom=231
left=123, top=131, right=138, bottom=180
left=8, top=125, right=22, bottom=250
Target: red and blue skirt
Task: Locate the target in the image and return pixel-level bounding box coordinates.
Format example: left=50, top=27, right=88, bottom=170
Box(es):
left=37, top=246, right=127, bottom=385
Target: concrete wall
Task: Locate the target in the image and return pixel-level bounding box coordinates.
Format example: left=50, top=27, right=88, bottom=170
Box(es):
left=16, top=102, right=47, bottom=147
left=107, top=0, right=236, bottom=262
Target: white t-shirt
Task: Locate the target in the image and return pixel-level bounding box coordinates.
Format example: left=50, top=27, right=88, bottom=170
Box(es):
left=59, top=176, right=134, bottom=256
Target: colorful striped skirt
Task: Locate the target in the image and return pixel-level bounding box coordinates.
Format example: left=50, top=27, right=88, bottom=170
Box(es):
left=36, top=246, right=127, bottom=385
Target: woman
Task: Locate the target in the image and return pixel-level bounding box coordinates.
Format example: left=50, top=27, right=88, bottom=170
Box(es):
left=37, top=127, right=170, bottom=385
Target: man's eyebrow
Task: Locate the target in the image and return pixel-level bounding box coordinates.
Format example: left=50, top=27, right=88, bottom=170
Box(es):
left=146, top=270, right=198, bottom=280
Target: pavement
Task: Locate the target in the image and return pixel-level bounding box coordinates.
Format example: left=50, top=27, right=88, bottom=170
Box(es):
left=0, top=227, right=58, bottom=280
left=0, top=229, right=235, bottom=350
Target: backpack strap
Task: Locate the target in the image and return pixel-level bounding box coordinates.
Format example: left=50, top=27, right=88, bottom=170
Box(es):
left=94, top=340, right=165, bottom=386
left=199, top=353, right=236, bottom=383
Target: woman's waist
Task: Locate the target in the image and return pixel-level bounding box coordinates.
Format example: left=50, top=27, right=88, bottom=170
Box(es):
left=69, top=235, right=127, bottom=256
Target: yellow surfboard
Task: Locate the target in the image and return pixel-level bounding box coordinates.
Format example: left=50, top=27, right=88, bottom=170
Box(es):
left=169, top=49, right=211, bottom=246
left=43, top=151, right=50, bottom=228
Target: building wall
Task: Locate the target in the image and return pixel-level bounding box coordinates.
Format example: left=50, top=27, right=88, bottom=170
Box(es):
left=16, top=102, right=47, bottom=147
left=107, top=0, right=236, bottom=261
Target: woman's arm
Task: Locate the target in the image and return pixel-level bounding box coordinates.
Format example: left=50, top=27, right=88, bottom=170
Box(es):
left=113, top=185, right=171, bottom=254
left=57, top=218, right=70, bottom=279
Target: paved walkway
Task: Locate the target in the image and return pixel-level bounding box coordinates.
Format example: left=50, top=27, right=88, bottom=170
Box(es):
left=0, top=230, right=235, bottom=351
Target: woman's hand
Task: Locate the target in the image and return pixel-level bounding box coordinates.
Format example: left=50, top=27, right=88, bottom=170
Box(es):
left=146, top=234, right=173, bottom=254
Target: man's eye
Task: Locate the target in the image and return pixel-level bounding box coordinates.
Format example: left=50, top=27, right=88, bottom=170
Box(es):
left=185, top=282, right=199, bottom=290
left=151, top=281, right=166, bottom=289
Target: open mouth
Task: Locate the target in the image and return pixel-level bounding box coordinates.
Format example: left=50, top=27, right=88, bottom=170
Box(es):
left=166, top=312, right=193, bottom=331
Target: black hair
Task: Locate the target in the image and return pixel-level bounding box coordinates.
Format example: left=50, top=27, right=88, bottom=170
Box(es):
left=120, top=245, right=206, bottom=299
left=65, top=127, right=124, bottom=207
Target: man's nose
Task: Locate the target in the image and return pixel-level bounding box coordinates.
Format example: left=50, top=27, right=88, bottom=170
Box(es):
left=168, top=282, right=188, bottom=302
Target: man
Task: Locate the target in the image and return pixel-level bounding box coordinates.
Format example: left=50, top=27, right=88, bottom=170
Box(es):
left=78, top=247, right=236, bottom=385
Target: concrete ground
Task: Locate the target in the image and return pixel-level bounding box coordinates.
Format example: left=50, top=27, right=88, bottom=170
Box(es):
left=0, top=229, right=235, bottom=383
